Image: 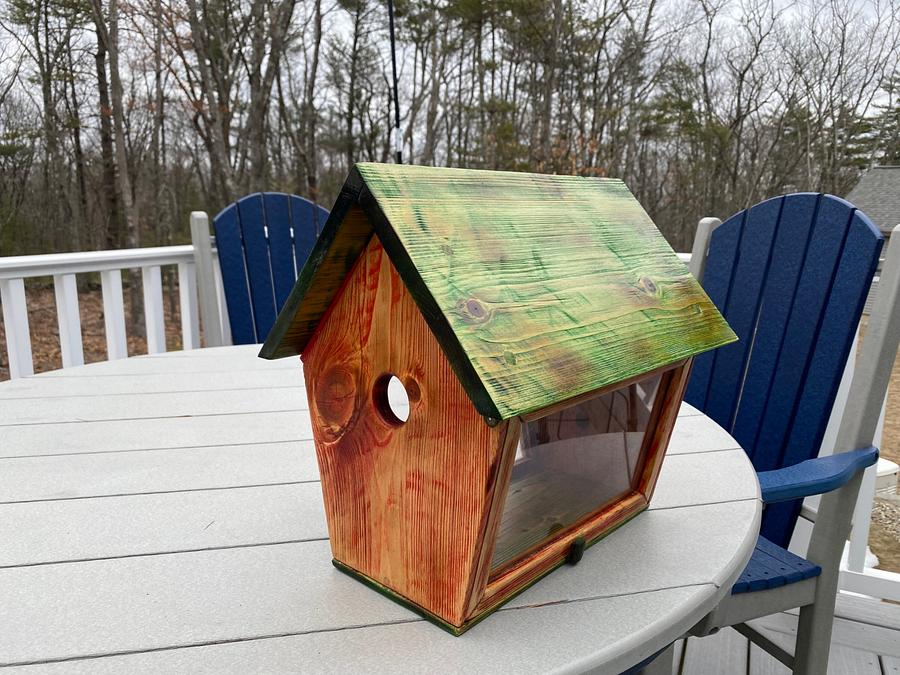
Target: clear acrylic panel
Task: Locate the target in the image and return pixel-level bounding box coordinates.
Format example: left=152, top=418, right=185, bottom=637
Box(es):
left=490, top=373, right=664, bottom=572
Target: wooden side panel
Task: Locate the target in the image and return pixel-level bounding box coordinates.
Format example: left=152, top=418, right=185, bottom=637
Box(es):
left=464, top=417, right=521, bottom=618
left=302, top=235, right=507, bottom=628
left=638, top=361, right=692, bottom=500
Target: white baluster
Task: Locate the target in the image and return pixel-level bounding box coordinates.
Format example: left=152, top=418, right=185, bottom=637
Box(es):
left=53, top=273, right=84, bottom=368
left=0, top=278, right=34, bottom=378
left=213, top=258, right=233, bottom=346
left=142, top=266, right=166, bottom=354
left=178, top=262, right=200, bottom=350
left=101, top=269, right=128, bottom=360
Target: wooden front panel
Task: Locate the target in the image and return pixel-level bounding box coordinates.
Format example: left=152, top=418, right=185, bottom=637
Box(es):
left=301, top=234, right=508, bottom=627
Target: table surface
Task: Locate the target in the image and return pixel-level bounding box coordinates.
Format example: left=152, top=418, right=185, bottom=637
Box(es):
left=0, top=346, right=761, bottom=674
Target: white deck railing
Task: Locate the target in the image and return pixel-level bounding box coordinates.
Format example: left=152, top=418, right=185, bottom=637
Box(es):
left=0, top=213, right=229, bottom=378
left=0, top=225, right=898, bottom=602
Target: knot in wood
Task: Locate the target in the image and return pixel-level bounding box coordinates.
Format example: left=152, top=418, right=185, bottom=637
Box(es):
left=638, top=276, right=658, bottom=295
left=403, top=376, right=421, bottom=403
left=457, top=297, right=491, bottom=324
left=314, top=365, right=358, bottom=440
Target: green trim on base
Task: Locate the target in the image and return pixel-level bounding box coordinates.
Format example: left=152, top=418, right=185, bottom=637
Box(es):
left=331, top=559, right=467, bottom=636
left=330, top=502, right=648, bottom=636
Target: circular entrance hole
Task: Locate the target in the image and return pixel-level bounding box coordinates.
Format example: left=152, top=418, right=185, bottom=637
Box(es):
left=373, top=374, right=411, bottom=425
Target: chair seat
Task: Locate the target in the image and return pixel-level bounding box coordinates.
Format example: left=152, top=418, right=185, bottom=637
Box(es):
left=731, top=536, right=821, bottom=594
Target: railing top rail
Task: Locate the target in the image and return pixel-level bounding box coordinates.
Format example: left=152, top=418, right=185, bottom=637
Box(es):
left=0, top=245, right=197, bottom=280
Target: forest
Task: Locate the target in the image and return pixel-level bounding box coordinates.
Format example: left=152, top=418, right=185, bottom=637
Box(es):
left=1, top=0, right=899, bottom=260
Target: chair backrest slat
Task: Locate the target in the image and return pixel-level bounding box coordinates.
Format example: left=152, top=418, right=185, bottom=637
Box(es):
left=213, top=191, right=329, bottom=344
left=686, top=193, right=883, bottom=547
left=730, top=194, right=820, bottom=468
left=263, top=193, right=297, bottom=311
left=214, top=203, right=257, bottom=345
left=703, top=197, right=781, bottom=430
left=236, top=194, right=278, bottom=340
left=684, top=213, right=743, bottom=409
left=762, top=212, right=884, bottom=543
left=743, top=196, right=848, bottom=474
left=782, top=211, right=883, bottom=466
left=290, top=194, right=323, bottom=275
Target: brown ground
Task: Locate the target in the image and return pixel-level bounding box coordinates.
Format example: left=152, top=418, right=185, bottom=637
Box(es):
left=0, top=287, right=898, bottom=572
left=871, top=497, right=900, bottom=572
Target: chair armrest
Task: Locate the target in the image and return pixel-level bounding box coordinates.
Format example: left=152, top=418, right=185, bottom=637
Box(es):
left=757, top=446, right=879, bottom=504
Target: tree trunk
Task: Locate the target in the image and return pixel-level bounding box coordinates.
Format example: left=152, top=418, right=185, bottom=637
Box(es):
left=93, top=0, right=144, bottom=335
left=185, top=0, right=235, bottom=207
left=245, top=0, right=297, bottom=192
left=422, top=26, right=446, bottom=166
left=66, top=43, right=87, bottom=250
left=345, top=1, right=363, bottom=170
left=539, top=0, right=563, bottom=171
left=306, top=0, right=322, bottom=212
left=94, top=23, right=120, bottom=248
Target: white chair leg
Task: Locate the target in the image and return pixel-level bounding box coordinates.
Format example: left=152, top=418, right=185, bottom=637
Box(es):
left=639, top=643, right=675, bottom=675
left=794, top=477, right=862, bottom=674
left=793, top=600, right=833, bottom=675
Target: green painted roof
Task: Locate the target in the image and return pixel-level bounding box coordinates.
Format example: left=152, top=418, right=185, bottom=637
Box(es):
left=260, top=163, right=736, bottom=420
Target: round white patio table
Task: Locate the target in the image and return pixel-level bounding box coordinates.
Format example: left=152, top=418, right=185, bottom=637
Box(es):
left=0, top=345, right=760, bottom=674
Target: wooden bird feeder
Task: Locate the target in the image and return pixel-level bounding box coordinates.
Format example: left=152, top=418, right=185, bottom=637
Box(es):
left=260, top=163, right=736, bottom=635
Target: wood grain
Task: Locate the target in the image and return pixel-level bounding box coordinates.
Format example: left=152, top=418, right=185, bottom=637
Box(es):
left=288, top=169, right=715, bottom=631
left=303, top=240, right=688, bottom=630
left=263, top=163, right=736, bottom=420
left=301, top=236, right=509, bottom=628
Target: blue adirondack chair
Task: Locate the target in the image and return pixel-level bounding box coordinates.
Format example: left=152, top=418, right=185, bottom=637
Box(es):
left=213, top=192, right=329, bottom=345
left=679, top=194, right=897, bottom=674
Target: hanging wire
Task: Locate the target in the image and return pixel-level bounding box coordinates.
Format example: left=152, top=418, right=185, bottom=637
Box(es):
left=387, top=0, right=402, bottom=163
